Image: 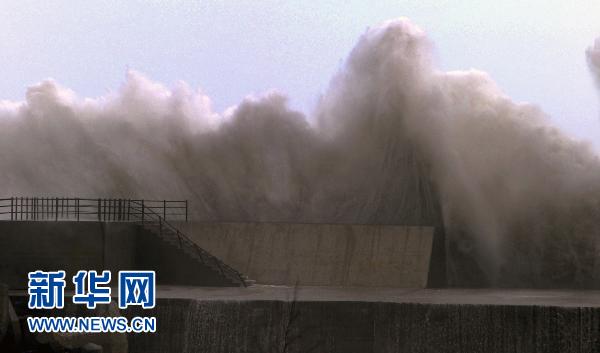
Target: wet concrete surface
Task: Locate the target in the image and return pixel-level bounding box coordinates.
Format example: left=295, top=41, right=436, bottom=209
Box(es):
left=156, top=285, right=600, bottom=307
left=122, top=287, right=600, bottom=353
left=10, top=286, right=600, bottom=352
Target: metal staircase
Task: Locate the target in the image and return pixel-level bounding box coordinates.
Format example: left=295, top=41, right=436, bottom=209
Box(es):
left=128, top=201, right=249, bottom=287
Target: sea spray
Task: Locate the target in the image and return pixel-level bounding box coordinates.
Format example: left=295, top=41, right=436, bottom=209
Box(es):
left=2, top=19, right=600, bottom=288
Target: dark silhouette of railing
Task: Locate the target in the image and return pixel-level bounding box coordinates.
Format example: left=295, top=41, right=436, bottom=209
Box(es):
left=0, top=197, right=247, bottom=286
left=0, top=197, right=187, bottom=222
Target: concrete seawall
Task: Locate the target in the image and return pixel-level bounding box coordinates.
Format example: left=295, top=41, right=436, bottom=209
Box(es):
left=0, top=221, right=234, bottom=288
left=0, top=220, right=443, bottom=288
left=122, top=286, right=600, bottom=353
left=8, top=286, right=600, bottom=352
left=176, top=222, right=438, bottom=287
left=0, top=222, right=137, bottom=288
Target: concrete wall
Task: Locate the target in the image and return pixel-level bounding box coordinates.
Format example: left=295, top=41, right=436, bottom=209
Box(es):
left=125, top=298, right=600, bottom=353
left=0, top=284, right=7, bottom=342
left=176, top=222, right=435, bottom=288
left=0, top=222, right=136, bottom=289
left=0, top=221, right=234, bottom=289
left=0, top=220, right=439, bottom=288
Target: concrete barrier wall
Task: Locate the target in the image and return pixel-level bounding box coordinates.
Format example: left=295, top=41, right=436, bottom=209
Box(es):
left=0, top=222, right=137, bottom=289
left=126, top=298, right=600, bottom=353
left=176, top=222, right=434, bottom=288
left=0, top=221, right=234, bottom=288
left=0, top=221, right=438, bottom=288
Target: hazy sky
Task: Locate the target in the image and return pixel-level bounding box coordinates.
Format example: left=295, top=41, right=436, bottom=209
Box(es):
left=1, top=1, right=600, bottom=147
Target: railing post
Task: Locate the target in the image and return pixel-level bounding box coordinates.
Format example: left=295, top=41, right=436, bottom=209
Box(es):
left=127, top=199, right=130, bottom=221
left=10, top=197, right=13, bottom=221
left=97, top=198, right=101, bottom=221
left=76, top=198, right=80, bottom=222
left=176, top=230, right=183, bottom=249
left=141, top=200, right=145, bottom=224
left=185, top=200, right=188, bottom=222
left=55, top=197, right=58, bottom=221
left=163, top=200, right=166, bottom=220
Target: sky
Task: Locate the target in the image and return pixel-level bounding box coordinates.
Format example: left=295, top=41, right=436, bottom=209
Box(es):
left=1, top=0, right=600, bottom=147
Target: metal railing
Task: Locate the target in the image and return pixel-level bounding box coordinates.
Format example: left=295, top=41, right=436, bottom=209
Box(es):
left=0, top=197, right=187, bottom=222
left=136, top=203, right=246, bottom=286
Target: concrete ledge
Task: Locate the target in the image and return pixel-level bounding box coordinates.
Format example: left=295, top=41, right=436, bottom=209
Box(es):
left=120, top=286, right=600, bottom=353
left=8, top=286, right=600, bottom=352
left=151, top=285, right=600, bottom=307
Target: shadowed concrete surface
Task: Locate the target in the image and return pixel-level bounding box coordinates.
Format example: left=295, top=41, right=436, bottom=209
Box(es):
left=153, top=285, right=600, bottom=307
left=176, top=222, right=438, bottom=287
left=10, top=220, right=600, bottom=352
left=4, top=218, right=600, bottom=352
left=0, top=284, right=7, bottom=342
left=0, top=221, right=440, bottom=289
left=0, top=221, right=237, bottom=288
left=118, top=286, right=600, bottom=353
left=9, top=286, right=600, bottom=352
left=0, top=222, right=136, bottom=289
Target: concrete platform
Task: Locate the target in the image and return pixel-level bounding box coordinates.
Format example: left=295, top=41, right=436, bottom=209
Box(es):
left=11, top=286, right=600, bottom=352
left=10, top=285, right=600, bottom=307
left=154, top=285, right=600, bottom=308
left=124, top=286, right=600, bottom=353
